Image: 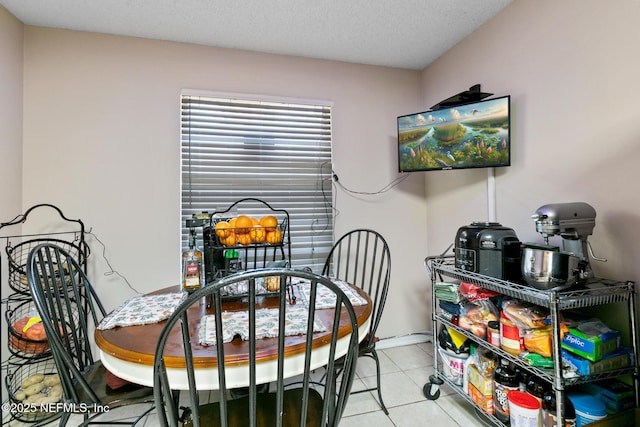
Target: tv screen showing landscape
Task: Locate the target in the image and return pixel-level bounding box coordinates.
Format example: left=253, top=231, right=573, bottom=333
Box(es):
left=397, top=95, right=511, bottom=172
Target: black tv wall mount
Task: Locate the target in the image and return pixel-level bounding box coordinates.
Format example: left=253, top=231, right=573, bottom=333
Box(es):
left=430, top=84, right=493, bottom=110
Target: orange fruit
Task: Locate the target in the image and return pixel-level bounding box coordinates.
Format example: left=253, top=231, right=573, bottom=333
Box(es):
left=237, top=232, right=253, bottom=245
left=214, top=221, right=231, bottom=238
left=259, top=215, right=278, bottom=231
left=251, top=217, right=259, bottom=226
left=266, top=228, right=283, bottom=244
left=228, top=217, right=237, bottom=228
left=221, top=233, right=236, bottom=247
left=250, top=225, right=267, bottom=243
left=234, top=215, right=253, bottom=233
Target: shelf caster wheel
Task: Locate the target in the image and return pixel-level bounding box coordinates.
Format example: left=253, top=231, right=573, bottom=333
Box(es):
left=424, top=375, right=443, bottom=400
left=423, top=382, right=440, bottom=400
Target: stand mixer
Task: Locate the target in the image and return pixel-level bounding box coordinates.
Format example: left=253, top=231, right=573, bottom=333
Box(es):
left=530, top=202, right=606, bottom=282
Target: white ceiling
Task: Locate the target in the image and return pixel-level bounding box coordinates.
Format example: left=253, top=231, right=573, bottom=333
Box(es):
left=0, top=0, right=512, bottom=70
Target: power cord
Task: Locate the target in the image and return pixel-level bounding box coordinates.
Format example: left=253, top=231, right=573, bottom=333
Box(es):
left=331, top=171, right=410, bottom=196
left=86, top=229, right=142, bottom=295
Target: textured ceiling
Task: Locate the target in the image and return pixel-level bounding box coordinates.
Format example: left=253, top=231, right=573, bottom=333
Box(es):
left=0, top=0, right=512, bottom=70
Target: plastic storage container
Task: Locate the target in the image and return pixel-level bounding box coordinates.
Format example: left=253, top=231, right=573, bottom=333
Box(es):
left=438, top=348, right=469, bottom=386
left=568, top=392, right=607, bottom=427
left=509, top=390, right=541, bottom=427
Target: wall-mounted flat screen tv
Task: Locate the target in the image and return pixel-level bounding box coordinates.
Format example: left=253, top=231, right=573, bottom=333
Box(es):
left=397, top=95, right=510, bottom=172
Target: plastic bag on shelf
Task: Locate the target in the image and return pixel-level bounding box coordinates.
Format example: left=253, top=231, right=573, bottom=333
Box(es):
left=474, top=346, right=498, bottom=377
left=523, top=326, right=553, bottom=357
left=502, top=299, right=549, bottom=330
left=458, top=281, right=500, bottom=302
left=458, top=299, right=499, bottom=339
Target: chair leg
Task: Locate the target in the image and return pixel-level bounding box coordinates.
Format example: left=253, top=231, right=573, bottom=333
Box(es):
left=347, top=350, right=389, bottom=415
left=318, top=348, right=390, bottom=414
left=370, top=349, right=389, bottom=415
left=58, top=411, right=71, bottom=426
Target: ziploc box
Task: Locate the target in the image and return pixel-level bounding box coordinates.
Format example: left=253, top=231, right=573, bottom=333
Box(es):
left=580, top=379, right=636, bottom=414
left=562, top=348, right=633, bottom=376
left=561, top=318, right=621, bottom=362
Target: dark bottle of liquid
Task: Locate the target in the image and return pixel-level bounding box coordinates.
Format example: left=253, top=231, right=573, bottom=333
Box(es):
left=526, top=376, right=548, bottom=427
left=542, top=390, right=576, bottom=427
left=493, top=358, right=521, bottom=423
left=526, top=375, right=548, bottom=399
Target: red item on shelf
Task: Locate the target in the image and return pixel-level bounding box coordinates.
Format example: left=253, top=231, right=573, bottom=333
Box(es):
left=459, top=281, right=500, bottom=301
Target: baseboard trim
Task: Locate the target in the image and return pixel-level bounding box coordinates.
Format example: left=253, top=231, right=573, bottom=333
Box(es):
left=375, top=333, right=433, bottom=350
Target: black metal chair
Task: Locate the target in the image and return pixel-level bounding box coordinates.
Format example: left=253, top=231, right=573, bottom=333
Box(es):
left=27, top=243, right=154, bottom=426
left=153, top=268, right=360, bottom=427
left=322, top=229, right=391, bottom=414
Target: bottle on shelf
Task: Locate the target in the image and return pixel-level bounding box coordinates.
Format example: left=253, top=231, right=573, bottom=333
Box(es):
left=493, top=358, right=521, bottom=424
left=462, top=343, right=477, bottom=395
left=526, top=375, right=549, bottom=427
left=224, top=249, right=242, bottom=274
left=487, top=320, right=501, bottom=347
left=500, top=310, right=525, bottom=356
left=542, top=390, right=576, bottom=427
left=182, top=228, right=204, bottom=293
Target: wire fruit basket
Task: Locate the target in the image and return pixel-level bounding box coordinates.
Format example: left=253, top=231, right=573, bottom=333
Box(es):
left=6, top=300, right=52, bottom=359
left=6, top=238, right=89, bottom=295
left=4, top=358, right=62, bottom=423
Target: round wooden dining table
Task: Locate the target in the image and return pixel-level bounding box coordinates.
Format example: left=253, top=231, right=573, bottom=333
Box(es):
left=95, top=284, right=372, bottom=390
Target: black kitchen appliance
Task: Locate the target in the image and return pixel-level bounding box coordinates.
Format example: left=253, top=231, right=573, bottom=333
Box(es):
left=455, top=222, right=522, bottom=282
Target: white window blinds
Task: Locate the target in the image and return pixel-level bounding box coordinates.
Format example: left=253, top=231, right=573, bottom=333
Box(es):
left=181, top=93, right=334, bottom=272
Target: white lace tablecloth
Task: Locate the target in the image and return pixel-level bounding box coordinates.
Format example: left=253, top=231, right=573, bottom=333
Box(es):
left=97, top=292, right=187, bottom=330
left=198, top=306, right=326, bottom=346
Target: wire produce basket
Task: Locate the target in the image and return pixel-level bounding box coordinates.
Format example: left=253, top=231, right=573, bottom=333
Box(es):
left=209, top=215, right=288, bottom=249
left=4, top=358, right=62, bottom=423
left=5, top=238, right=89, bottom=295
left=6, top=300, right=52, bottom=359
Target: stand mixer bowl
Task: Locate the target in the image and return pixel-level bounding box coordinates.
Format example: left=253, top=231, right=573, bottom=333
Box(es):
left=521, top=245, right=582, bottom=291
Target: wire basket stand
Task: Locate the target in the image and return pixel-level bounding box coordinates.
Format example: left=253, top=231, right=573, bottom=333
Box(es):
left=1, top=204, right=88, bottom=425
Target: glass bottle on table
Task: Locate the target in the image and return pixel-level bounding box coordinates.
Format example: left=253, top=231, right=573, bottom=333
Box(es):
left=182, top=228, right=204, bottom=293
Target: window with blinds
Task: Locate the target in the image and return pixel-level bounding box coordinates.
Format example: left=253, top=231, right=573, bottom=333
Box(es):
left=181, top=92, right=334, bottom=273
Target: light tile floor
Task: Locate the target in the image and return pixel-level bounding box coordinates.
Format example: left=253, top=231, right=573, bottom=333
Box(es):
left=2, top=342, right=494, bottom=426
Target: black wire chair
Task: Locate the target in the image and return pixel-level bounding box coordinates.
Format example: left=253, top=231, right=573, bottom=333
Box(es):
left=27, top=243, right=154, bottom=426
left=153, top=268, right=360, bottom=427
left=322, top=229, right=391, bottom=414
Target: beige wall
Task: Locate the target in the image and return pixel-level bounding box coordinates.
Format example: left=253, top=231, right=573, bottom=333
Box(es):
left=422, top=0, right=640, bottom=333
left=19, top=27, right=428, bottom=338
left=0, top=3, right=24, bottom=400
left=0, top=8, right=24, bottom=310
left=0, top=6, right=23, bottom=258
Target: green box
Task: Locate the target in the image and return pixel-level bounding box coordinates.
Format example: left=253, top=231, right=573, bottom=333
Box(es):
left=561, top=319, right=621, bottom=362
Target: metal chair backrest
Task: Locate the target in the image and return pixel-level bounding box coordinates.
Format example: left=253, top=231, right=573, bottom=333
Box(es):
left=322, top=229, right=390, bottom=346
left=27, top=243, right=108, bottom=405
left=153, top=268, right=360, bottom=427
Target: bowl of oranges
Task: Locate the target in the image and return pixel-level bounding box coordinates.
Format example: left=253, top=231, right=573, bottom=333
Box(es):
left=213, top=215, right=284, bottom=247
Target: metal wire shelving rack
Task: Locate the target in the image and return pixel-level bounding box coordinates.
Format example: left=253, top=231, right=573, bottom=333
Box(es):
left=424, top=254, right=639, bottom=427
